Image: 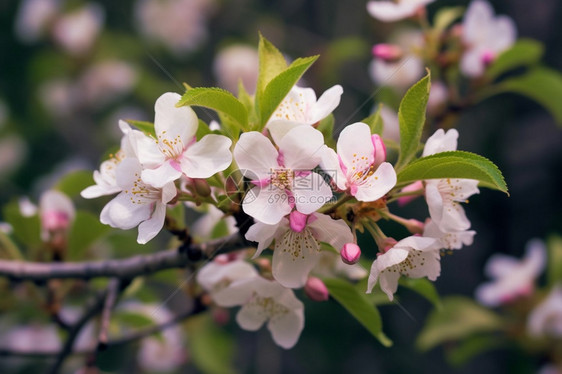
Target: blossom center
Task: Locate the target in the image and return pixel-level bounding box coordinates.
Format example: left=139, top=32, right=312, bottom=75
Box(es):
left=270, top=168, right=294, bottom=190
left=249, top=295, right=289, bottom=321
left=125, top=172, right=162, bottom=203
left=277, top=228, right=319, bottom=261
left=156, top=131, right=185, bottom=160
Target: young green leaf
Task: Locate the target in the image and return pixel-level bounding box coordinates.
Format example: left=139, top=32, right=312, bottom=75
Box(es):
left=446, top=335, right=506, bottom=367
left=68, top=211, right=111, bottom=261
left=323, top=278, right=392, bottom=347
left=395, top=72, right=431, bottom=170
left=317, top=114, right=335, bottom=148
left=397, top=151, right=508, bottom=194
left=2, top=201, right=41, bottom=248
left=547, top=235, right=562, bottom=286
left=398, top=277, right=441, bottom=308
left=256, top=33, right=288, bottom=98
left=416, top=296, right=505, bottom=352
left=125, top=119, right=156, bottom=138
left=55, top=170, right=95, bottom=198
left=486, top=39, right=544, bottom=80
left=0, top=230, right=24, bottom=260
left=257, top=55, right=319, bottom=129
left=486, top=67, right=562, bottom=125
left=433, top=6, right=464, bottom=32
left=177, top=87, right=249, bottom=131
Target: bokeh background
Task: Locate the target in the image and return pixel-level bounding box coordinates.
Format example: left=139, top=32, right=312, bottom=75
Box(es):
left=1, top=0, right=562, bottom=373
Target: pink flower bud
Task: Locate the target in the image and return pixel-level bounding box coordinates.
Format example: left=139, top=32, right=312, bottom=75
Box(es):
left=193, top=178, right=211, bottom=197
left=371, top=134, right=387, bottom=167
left=304, top=277, right=329, bottom=302
left=341, top=243, right=361, bottom=265
left=289, top=210, right=309, bottom=233
left=405, top=219, right=424, bottom=235
left=380, top=237, right=398, bottom=253
left=397, top=180, right=424, bottom=206
left=372, top=44, right=403, bottom=62
left=481, top=50, right=496, bottom=66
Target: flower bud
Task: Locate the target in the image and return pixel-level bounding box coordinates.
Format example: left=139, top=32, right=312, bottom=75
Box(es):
left=481, top=50, right=496, bottom=66
left=371, top=134, right=387, bottom=167
left=380, top=237, right=398, bottom=253
left=304, top=277, right=329, bottom=302
left=39, top=190, right=75, bottom=242
left=372, top=44, right=403, bottom=62
left=193, top=178, right=211, bottom=198
left=341, top=243, right=361, bottom=265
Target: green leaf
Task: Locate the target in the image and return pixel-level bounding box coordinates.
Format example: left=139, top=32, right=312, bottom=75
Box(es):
left=177, top=87, right=249, bottom=131
left=2, top=201, right=41, bottom=248
left=256, top=34, right=288, bottom=98
left=323, top=278, right=392, bottom=347
left=395, top=72, right=431, bottom=170
left=125, top=119, right=156, bottom=138
left=486, top=39, right=544, bottom=80
left=186, top=314, right=236, bottom=374
left=547, top=235, right=562, bottom=286
left=446, top=335, right=506, bottom=367
left=67, top=211, right=111, bottom=261
left=433, top=6, right=464, bottom=32
left=397, top=151, right=508, bottom=194
left=416, top=296, right=504, bottom=351
left=196, top=119, right=213, bottom=140
left=258, top=55, right=319, bottom=129
left=0, top=230, right=24, bottom=260
left=114, top=311, right=155, bottom=330
left=398, top=278, right=441, bottom=308
left=55, top=170, right=95, bottom=198
left=486, top=67, right=562, bottom=125
left=362, top=103, right=384, bottom=135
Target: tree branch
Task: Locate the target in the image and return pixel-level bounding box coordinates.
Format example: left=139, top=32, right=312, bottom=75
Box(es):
left=0, top=233, right=248, bottom=282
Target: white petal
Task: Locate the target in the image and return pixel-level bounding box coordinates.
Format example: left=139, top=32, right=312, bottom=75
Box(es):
left=367, top=1, right=418, bottom=22
left=319, top=147, right=347, bottom=191
left=81, top=184, right=119, bottom=199
left=137, top=202, right=166, bottom=244
left=269, top=85, right=315, bottom=125
left=100, top=192, right=151, bottom=230
left=236, top=302, right=268, bottom=331
left=267, top=120, right=303, bottom=145
left=182, top=134, right=233, bottom=178
left=196, top=260, right=258, bottom=292
left=460, top=49, right=485, bottom=77
left=234, top=131, right=279, bottom=181
left=308, top=213, right=353, bottom=252
left=378, top=269, right=401, bottom=300
left=489, top=16, right=516, bottom=52
left=394, top=235, right=440, bottom=252
left=272, top=229, right=321, bottom=288
left=373, top=247, right=410, bottom=272
left=423, top=220, right=476, bottom=250
left=292, top=173, right=333, bottom=215
left=115, top=157, right=142, bottom=189
left=133, top=132, right=164, bottom=168
left=369, top=57, right=424, bottom=88
left=154, top=92, right=198, bottom=146
left=483, top=254, right=520, bottom=279
left=141, top=161, right=182, bottom=188
left=245, top=219, right=288, bottom=258
left=337, top=122, right=374, bottom=171
left=242, top=187, right=292, bottom=225
left=423, top=128, right=458, bottom=156
left=212, top=278, right=257, bottom=307
left=463, top=0, right=495, bottom=45
left=524, top=239, right=547, bottom=278
left=353, top=162, right=397, bottom=202
left=307, top=85, right=343, bottom=124
left=267, top=308, right=304, bottom=349
left=277, top=126, right=325, bottom=170
left=401, top=249, right=441, bottom=280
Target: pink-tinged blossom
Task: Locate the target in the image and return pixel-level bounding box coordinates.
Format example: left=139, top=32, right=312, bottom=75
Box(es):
left=134, top=92, right=232, bottom=188
left=51, top=3, right=104, bottom=56
left=367, top=236, right=441, bottom=300
left=528, top=285, right=562, bottom=338
left=423, top=129, right=479, bottom=232
left=379, top=105, right=400, bottom=143
left=461, top=0, right=516, bottom=77
left=212, top=276, right=305, bottom=349
left=14, top=0, right=59, bottom=43
left=245, top=212, right=353, bottom=288
left=214, top=44, right=259, bottom=95
left=367, top=0, right=434, bottom=22
left=81, top=121, right=140, bottom=199
left=369, top=30, right=425, bottom=89
left=233, top=126, right=332, bottom=225
left=99, top=157, right=177, bottom=244
left=39, top=190, right=75, bottom=241
left=423, top=219, right=475, bottom=250
left=78, top=60, right=138, bottom=108
left=321, top=122, right=397, bottom=202
left=476, top=239, right=546, bottom=307
left=266, top=84, right=343, bottom=140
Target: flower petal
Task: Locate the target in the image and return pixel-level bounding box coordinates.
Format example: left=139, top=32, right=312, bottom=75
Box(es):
left=236, top=302, right=268, bottom=331
left=308, top=213, right=353, bottom=252
left=182, top=134, right=233, bottom=178
left=272, top=229, right=321, bottom=288
left=423, top=129, right=458, bottom=156
left=242, top=187, right=292, bottom=225
left=137, top=202, right=166, bottom=244
left=100, top=192, right=151, bottom=230
left=319, top=147, right=347, bottom=191
left=307, top=85, right=343, bottom=124
left=267, top=308, right=304, bottom=349
left=154, top=92, right=198, bottom=146
left=337, top=122, right=375, bottom=172
left=234, top=131, right=279, bottom=181
left=353, top=162, right=397, bottom=202
left=245, top=219, right=288, bottom=258
left=292, top=172, right=333, bottom=215
left=141, top=161, right=183, bottom=188
left=277, top=126, right=325, bottom=170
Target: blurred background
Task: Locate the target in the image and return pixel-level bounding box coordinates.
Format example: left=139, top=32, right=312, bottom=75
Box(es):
left=1, top=0, right=562, bottom=373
